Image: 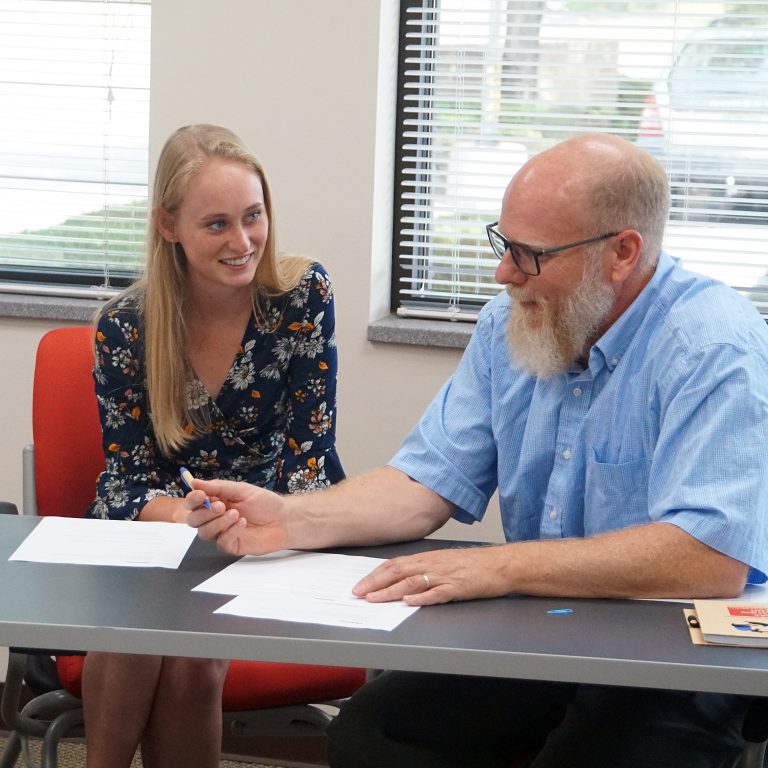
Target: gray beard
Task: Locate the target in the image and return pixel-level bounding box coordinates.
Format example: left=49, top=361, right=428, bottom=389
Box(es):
left=506, top=260, right=615, bottom=379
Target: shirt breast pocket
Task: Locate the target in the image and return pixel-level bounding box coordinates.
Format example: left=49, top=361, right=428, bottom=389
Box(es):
left=584, top=450, right=652, bottom=535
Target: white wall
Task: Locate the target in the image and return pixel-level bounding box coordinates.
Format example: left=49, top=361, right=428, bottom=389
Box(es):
left=0, top=1, right=503, bottom=539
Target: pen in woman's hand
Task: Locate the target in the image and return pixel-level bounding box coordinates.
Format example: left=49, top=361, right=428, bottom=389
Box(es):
left=179, top=466, right=212, bottom=509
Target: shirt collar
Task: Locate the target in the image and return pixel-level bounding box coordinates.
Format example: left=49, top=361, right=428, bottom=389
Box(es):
left=588, top=251, right=676, bottom=374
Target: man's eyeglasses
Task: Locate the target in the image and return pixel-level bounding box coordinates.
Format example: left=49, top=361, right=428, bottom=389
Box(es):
left=486, top=222, right=620, bottom=276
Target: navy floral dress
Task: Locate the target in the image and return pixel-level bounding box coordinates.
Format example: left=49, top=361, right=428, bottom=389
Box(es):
left=88, top=262, right=344, bottom=520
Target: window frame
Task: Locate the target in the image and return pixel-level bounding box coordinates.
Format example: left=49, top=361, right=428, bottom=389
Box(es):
left=0, top=0, right=151, bottom=298
left=390, top=0, right=768, bottom=322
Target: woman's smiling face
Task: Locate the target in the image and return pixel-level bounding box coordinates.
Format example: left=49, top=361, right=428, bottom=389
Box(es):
left=161, top=157, right=269, bottom=296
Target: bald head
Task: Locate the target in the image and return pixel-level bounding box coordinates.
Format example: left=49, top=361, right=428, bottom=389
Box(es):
left=504, top=133, right=670, bottom=270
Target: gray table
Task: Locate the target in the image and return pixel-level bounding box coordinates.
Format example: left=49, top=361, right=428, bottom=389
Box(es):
left=2, top=514, right=768, bottom=696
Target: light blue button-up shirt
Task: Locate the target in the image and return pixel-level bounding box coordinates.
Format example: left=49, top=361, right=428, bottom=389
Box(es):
left=391, top=252, right=768, bottom=583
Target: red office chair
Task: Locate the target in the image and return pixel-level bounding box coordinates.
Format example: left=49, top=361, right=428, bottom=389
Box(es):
left=0, top=326, right=365, bottom=768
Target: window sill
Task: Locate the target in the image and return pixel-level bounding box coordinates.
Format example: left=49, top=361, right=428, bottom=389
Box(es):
left=0, top=293, right=105, bottom=323
left=1, top=299, right=476, bottom=349
left=367, top=314, right=474, bottom=349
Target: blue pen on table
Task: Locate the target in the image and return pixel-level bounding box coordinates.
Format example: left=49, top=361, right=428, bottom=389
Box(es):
left=179, top=466, right=212, bottom=509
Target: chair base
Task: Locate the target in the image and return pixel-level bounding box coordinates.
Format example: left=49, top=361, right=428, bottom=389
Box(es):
left=226, top=702, right=335, bottom=735
left=0, top=651, right=84, bottom=768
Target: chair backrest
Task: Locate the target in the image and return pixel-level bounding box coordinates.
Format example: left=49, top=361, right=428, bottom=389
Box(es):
left=32, top=326, right=103, bottom=518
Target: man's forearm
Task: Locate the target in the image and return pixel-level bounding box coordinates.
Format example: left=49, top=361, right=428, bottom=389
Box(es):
left=284, top=466, right=455, bottom=549
left=501, top=522, right=748, bottom=599
left=358, top=520, right=749, bottom=606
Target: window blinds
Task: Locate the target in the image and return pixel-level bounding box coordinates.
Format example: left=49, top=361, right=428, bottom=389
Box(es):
left=0, top=0, right=150, bottom=296
left=393, top=0, right=768, bottom=319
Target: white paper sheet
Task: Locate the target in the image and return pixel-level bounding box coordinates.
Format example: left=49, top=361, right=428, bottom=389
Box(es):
left=9, top=516, right=197, bottom=568
left=736, top=582, right=768, bottom=601
left=194, top=550, right=419, bottom=631
left=216, top=590, right=418, bottom=631
left=639, top=582, right=768, bottom=605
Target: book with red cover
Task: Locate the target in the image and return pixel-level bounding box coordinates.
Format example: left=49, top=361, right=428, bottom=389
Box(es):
left=690, top=601, right=768, bottom=647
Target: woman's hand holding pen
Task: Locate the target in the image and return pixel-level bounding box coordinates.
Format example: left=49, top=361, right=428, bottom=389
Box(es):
left=184, top=478, right=290, bottom=556
left=181, top=489, right=220, bottom=521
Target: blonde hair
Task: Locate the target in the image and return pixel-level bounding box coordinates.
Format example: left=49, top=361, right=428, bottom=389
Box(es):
left=100, top=124, right=313, bottom=457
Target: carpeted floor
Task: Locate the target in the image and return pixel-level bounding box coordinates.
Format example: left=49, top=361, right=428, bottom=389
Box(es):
left=0, top=736, right=284, bottom=768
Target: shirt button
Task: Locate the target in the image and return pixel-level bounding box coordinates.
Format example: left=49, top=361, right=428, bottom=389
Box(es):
left=611, top=357, right=620, bottom=366
left=572, top=387, right=582, bottom=397
left=549, top=509, right=558, bottom=520
left=562, top=448, right=572, bottom=460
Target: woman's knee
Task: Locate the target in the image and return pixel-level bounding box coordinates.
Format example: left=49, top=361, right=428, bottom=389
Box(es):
left=83, top=652, right=163, bottom=689
left=161, top=657, right=229, bottom=699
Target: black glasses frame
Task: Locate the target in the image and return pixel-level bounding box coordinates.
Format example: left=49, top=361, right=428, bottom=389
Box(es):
left=486, top=222, right=621, bottom=276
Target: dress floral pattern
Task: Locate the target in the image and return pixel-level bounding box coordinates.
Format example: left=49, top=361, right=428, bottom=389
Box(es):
left=88, top=263, right=344, bottom=521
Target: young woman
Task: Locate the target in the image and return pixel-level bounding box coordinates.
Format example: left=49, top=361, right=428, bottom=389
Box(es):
left=83, top=124, right=344, bottom=768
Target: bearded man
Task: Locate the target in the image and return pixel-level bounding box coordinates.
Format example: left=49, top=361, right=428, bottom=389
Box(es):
left=187, top=133, right=768, bottom=768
